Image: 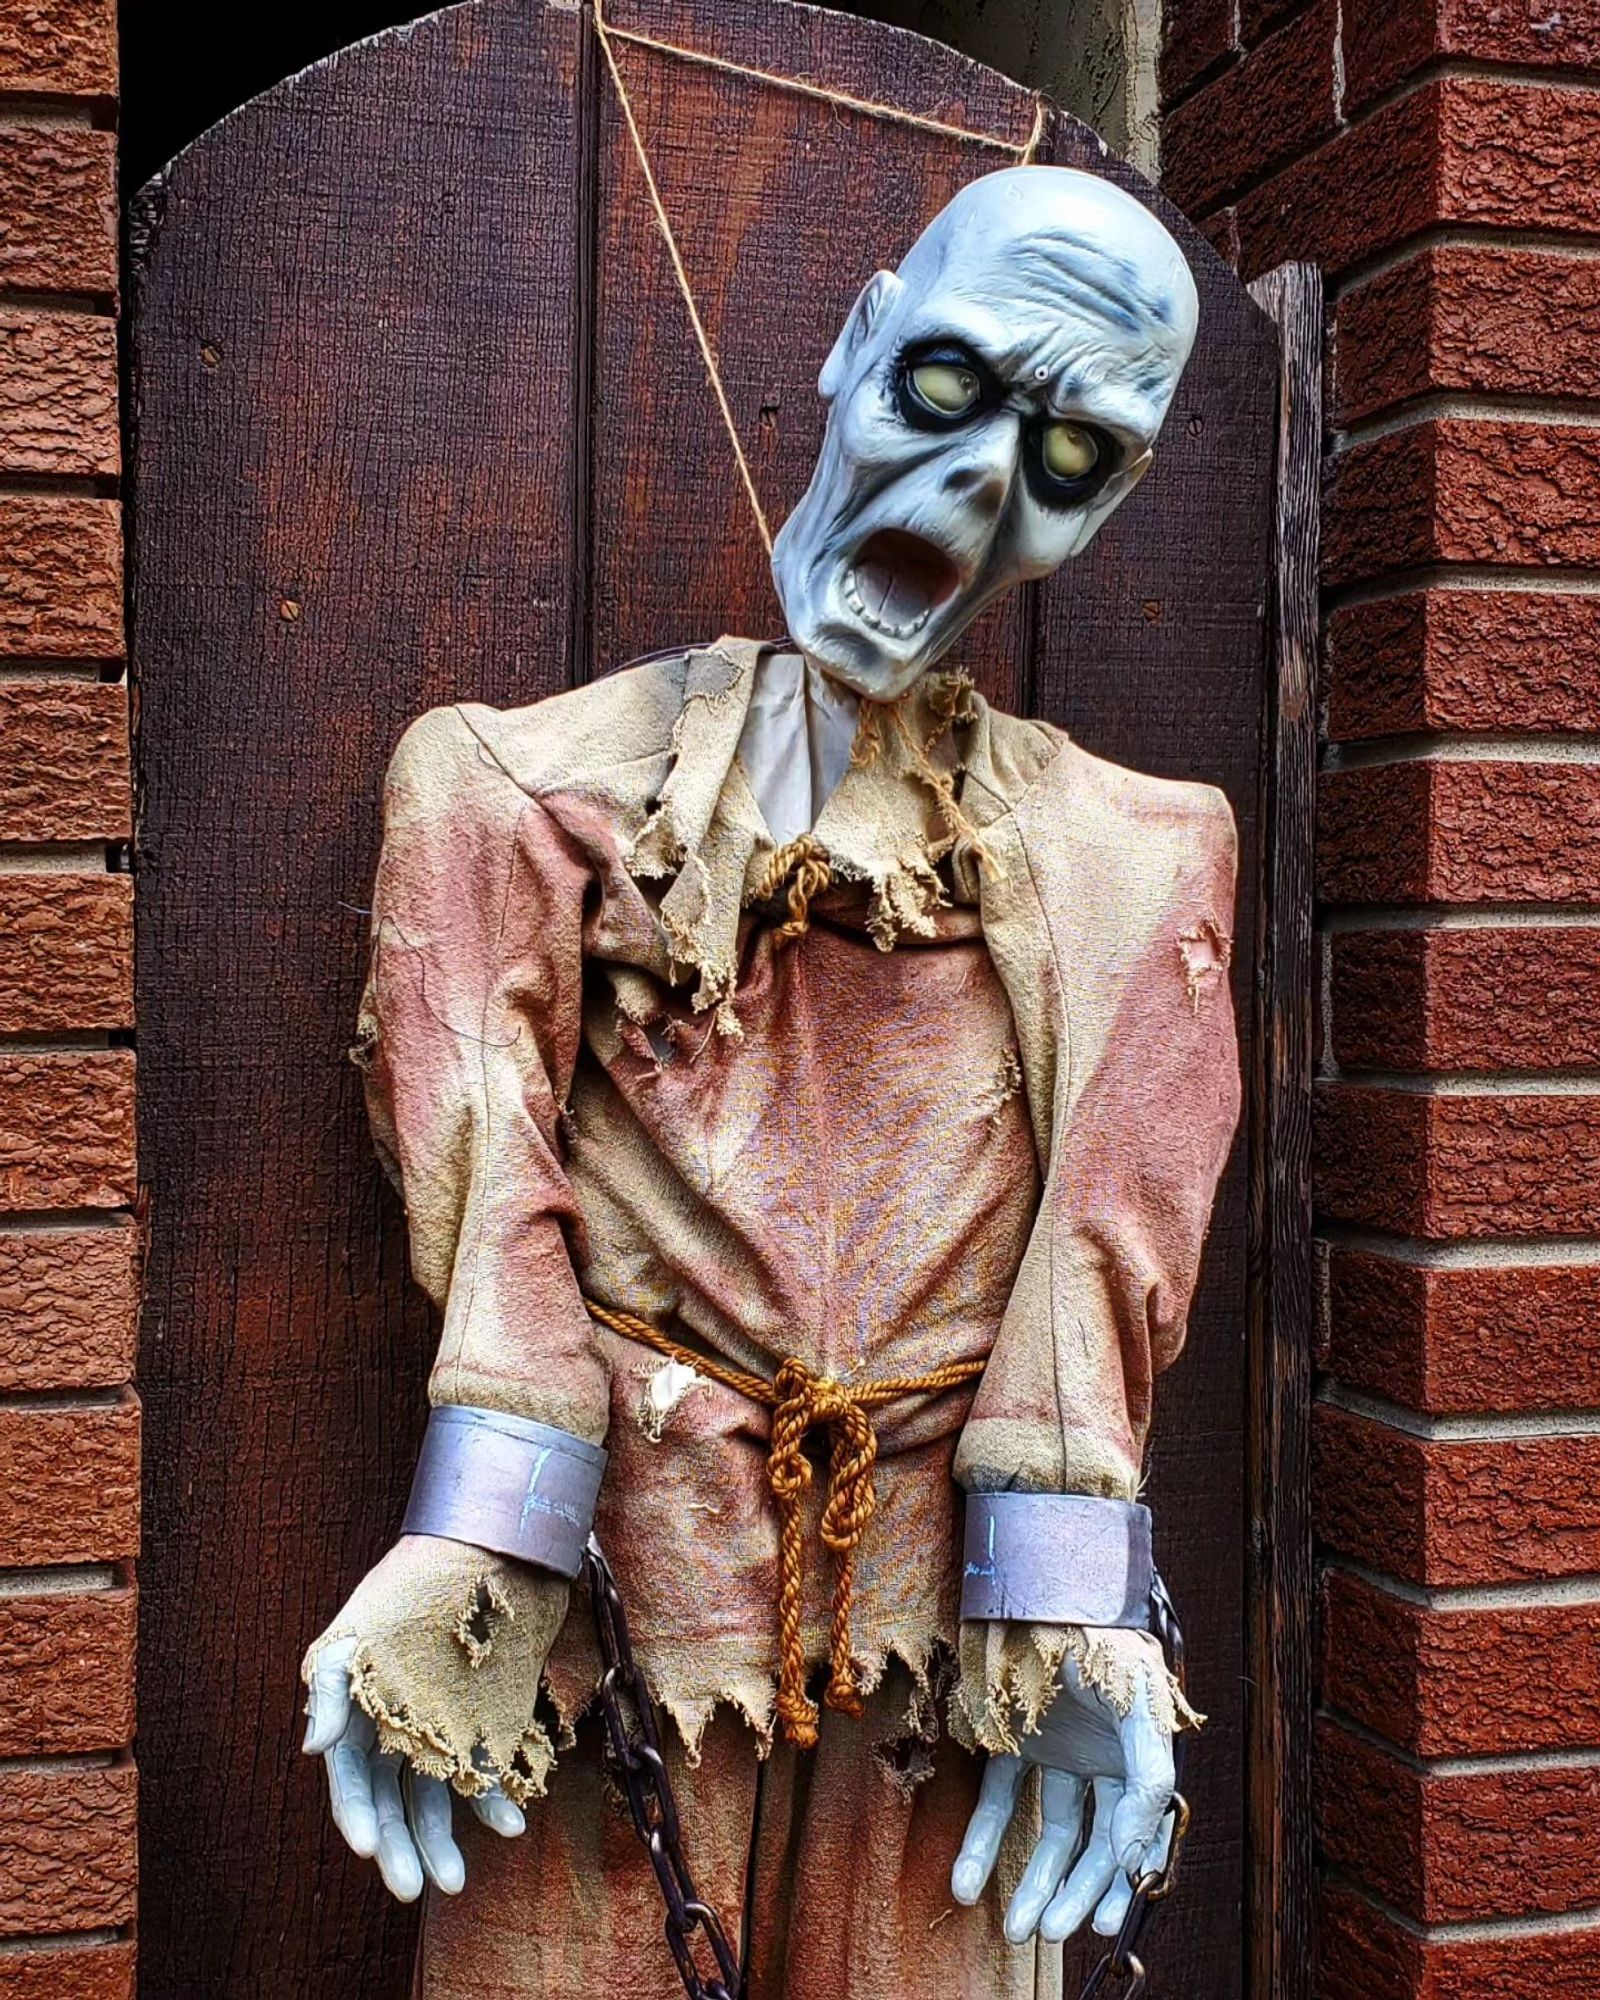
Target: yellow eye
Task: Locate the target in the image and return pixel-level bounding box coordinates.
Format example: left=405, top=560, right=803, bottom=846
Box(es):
left=1042, top=421, right=1100, bottom=482
left=910, top=361, right=981, bottom=416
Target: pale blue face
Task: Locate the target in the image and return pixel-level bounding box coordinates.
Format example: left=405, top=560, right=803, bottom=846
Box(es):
left=771, top=167, right=1199, bottom=700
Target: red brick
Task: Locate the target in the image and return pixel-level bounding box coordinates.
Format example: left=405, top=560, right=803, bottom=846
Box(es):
left=1318, top=1716, right=1600, bottom=1923
left=1197, top=205, right=1240, bottom=264
left=1327, top=590, right=1600, bottom=739
left=0, top=1762, right=134, bottom=1937
left=0, top=0, right=116, bottom=97
left=1319, top=763, right=1600, bottom=906
left=1344, top=0, right=1600, bottom=113
left=0, top=682, right=128, bottom=841
left=0, top=1051, right=136, bottom=1211
left=0, top=1584, right=135, bottom=1756
left=1162, top=0, right=1337, bottom=215
left=0, top=873, right=131, bottom=1034
left=0, top=129, right=116, bottom=297
left=1240, top=0, right=1303, bottom=39
left=1326, top=420, right=1600, bottom=587
left=1237, top=79, right=1600, bottom=281
left=0, top=1394, right=139, bottom=1566
left=1315, top=1401, right=1600, bottom=1584
left=1318, top=1082, right=1600, bottom=1239
left=1324, top=1568, right=1600, bottom=1757
left=0, top=1939, right=136, bottom=2000
left=0, top=311, right=118, bottom=477
left=1159, top=0, right=1237, bottom=106
left=1336, top=246, right=1600, bottom=424
left=1236, top=85, right=1438, bottom=280
left=1332, top=927, right=1600, bottom=1071
left=0, top=1224, right=137, bottom=1393
left=0, top=499, right=122, bottom=661
left=1320, top=1880, right=1600, bottom=2000
left=1325, top=1250, right=1600, bottom=1414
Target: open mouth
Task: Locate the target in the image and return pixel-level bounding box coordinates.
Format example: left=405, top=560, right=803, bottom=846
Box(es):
left=843, top=530, right=962, bottom=641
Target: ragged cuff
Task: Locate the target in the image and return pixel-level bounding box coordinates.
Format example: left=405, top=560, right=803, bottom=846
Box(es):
left=402, top=1405, right=607, bottom=1579
left=303, top=1534, right=572, bottom=1805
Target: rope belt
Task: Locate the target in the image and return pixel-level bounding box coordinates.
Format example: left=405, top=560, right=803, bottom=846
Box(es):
left=585, top=1297, right=985, bottom=1749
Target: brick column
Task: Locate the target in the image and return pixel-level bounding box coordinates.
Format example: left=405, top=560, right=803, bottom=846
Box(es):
left=1162, top=2, right=1600, bottom=1992
left=0, top=1, right=137, bottom=1995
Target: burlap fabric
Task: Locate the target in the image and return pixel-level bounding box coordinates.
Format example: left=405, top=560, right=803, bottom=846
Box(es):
left=306, top=639, right=1239, bottom=1995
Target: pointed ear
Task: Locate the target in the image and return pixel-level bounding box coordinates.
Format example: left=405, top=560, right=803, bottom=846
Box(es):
left=818, top=270, right=903, bottom=401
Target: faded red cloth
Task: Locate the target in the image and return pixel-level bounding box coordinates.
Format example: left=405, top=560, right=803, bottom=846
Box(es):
left=342, top=638, right=1240, bottom=1995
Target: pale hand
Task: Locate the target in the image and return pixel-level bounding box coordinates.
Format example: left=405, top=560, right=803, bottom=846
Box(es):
left=301, top=1634, right=527, bottom=1903
left=950, top=1630, right=1176, bottom=1944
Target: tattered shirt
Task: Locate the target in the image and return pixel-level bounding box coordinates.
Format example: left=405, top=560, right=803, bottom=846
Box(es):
left=356, top=637, right=1241, bottom=1754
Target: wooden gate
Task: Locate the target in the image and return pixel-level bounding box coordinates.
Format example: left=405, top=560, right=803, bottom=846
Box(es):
left=127, top=1, right=1310, bottom=1990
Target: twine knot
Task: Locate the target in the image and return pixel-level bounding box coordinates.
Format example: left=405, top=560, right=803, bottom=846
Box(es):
left=768, top=1356, right=880, bottom=1745
left=755, top=835, right=833, bottom=947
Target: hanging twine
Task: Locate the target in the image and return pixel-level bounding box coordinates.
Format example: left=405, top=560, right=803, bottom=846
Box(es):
left=590, top=0, right=1049, bottom=560
left=586, top=1295, right=986, bottom=1748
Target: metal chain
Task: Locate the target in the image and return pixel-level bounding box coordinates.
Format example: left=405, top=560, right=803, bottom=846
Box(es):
left=584, top=1537, right=1193, bottom=2000
left=585, top=1538, right=745, bottom=2000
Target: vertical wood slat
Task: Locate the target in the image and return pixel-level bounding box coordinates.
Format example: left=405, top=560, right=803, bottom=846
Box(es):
left=1246, top=259, right=1322, bottom=2000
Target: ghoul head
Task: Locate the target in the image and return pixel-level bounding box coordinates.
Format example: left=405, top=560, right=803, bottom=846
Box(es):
left=770, top=166, right=1199, bottom=700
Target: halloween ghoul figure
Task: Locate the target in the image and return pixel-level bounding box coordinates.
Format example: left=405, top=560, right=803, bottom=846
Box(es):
left=301, top=166, right=1239, bottom=1999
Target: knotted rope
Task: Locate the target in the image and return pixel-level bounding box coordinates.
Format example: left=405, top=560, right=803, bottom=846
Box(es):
left=753, top=834, right=833, bottom=945
left=585, top=1297, right=986, bottom=1748
left=591, top=0, right=1049, bottom=559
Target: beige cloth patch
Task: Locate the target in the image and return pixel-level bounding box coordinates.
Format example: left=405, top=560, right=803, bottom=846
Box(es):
left=302, top=1533, right=571, bottom=1805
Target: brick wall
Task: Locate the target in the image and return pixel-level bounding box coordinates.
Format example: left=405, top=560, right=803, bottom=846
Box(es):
left=1162, top=2, right=1600, bottom=1992
left=0, top=0, right=137, bottom=1995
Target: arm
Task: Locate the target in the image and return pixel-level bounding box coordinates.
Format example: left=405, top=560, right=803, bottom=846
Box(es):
left=953, top=767, right=1240, bottom=1940
left=302, top=706, right=607, bottom=1894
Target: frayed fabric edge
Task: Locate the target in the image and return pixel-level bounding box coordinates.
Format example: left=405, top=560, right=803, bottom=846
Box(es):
left=343, top=1645, right=563, bottom=1808
left=952, top=1622, right=1202, bottom=1757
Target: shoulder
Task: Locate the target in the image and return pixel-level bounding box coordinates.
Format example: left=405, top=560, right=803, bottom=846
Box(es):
left=967, top=695, right=1236, bottom=870
left=1040, top=736, right=1237, bottom=867
left=383, top=650, right=693, bottom=824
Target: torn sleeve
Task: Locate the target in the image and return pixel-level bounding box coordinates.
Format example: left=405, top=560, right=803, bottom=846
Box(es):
left=360, top=704, right=610, bottom=1444
left=304, top=1533, right=571, bottom=1804
left=957, top=772, right=1241, bottom=1502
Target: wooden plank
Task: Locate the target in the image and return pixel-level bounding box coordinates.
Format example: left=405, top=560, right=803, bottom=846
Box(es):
left=1025, top=114, right=1282, bottom=2000
left=128, top=4, right=586, bottom=1989
left=1246, top=259, right=1321, bottom=2000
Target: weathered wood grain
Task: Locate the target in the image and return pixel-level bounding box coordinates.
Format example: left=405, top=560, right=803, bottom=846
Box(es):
left=128, top=2, right=1285, bottom=1992
left=1245, top=260, right=1319, bottom=2000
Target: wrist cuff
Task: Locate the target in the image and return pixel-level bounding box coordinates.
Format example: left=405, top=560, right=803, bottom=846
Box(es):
left=402, top=1405, right=607, bottom=1580
left=960, top=1493, right=1154, bottom=1626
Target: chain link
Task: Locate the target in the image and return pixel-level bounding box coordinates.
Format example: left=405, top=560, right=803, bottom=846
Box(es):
left=584, top=1538, right=1193, bottom=2000
left=586, top=1538, right=745, bottom=2000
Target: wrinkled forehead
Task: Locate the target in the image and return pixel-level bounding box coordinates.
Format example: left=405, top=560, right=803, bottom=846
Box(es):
left=890, top=170, right=1198, bottom=438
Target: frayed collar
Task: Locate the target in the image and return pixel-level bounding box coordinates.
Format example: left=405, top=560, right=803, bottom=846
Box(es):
left=624, top=637, right=988, bottom=1034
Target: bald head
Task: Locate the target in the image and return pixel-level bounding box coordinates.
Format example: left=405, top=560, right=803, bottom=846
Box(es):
left=774, top=166, right=1200, bottom=698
